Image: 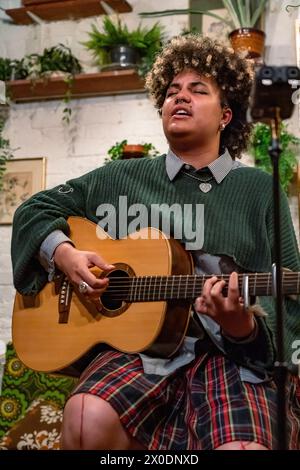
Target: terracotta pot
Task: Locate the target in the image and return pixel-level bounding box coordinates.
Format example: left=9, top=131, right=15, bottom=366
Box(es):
left=122, top=144, right=145, bottom=159
left=229, top=28, right=265, bottom=59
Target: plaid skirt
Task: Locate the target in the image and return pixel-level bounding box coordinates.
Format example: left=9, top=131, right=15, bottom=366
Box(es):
left=71, top=349, right=300, bottom=450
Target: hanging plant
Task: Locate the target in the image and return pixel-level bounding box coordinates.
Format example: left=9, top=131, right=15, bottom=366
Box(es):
left=5, top=45, right=82, bottom=124
left=40, top=44, right=82, bottom=76
left=40, top=44, right=82, bottom=124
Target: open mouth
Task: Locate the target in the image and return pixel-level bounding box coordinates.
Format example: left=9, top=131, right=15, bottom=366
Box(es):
left=171, top=106, right=192, bottom=118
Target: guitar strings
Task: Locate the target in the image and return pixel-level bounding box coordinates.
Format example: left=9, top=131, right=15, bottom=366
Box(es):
left=103, top=275, right=299, bottom=286
left=104, top=274, right=300, bottom=280
left=101, top=274, right=300, bottom=299
left=104, top=275, right=300, bottom=281
left=104, top=277, right=300, bottom=285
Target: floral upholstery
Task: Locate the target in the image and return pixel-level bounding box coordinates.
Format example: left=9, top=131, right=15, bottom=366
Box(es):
left=0, top=343, right=77, bottom=449
left=0, top=399, right=62, bottom=450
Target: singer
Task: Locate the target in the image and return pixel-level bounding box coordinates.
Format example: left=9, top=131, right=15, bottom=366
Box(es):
left=11, top=35, right=300, bottom=450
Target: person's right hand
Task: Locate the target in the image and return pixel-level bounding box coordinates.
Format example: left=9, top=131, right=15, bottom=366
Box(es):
left=53, top=242, right=115, bottom=301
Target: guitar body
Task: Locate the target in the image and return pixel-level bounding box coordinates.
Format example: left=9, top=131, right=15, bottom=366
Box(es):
left=13, top=217, right=193, bottom=373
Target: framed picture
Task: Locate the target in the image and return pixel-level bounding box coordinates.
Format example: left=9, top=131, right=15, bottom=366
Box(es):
left=202, top=8, right=231, bottom=43
left=295, top=19, right=300, bottom=129
left=0, top=157, right=46, bottom=225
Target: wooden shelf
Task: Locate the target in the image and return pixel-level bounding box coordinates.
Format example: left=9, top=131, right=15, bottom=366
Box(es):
left=6, top=0, right=132, bottom=25
left=22, top=1, right=64, bottom=5
left=22, top=1, right=69, bottom=5
left=7, top=70, right=145, bottom=103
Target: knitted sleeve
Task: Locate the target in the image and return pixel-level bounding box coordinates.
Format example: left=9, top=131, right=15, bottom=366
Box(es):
left=223, top=316, right=276, bottom=376
left=11, top=170, right=99, bottom=295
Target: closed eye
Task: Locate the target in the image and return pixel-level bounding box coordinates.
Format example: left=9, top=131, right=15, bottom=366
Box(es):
left=166, top=91, right=177, bottom=97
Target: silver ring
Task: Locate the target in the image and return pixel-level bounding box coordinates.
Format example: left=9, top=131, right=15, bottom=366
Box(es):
left=78, top=281, right=89, bottom=294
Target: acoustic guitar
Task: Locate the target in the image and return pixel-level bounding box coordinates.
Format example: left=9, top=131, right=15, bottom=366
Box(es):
left=12, top=216, right=300, bottom=373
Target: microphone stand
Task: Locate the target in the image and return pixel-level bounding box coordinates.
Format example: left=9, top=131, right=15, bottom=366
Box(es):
left=268, top=108, right=288, bottom=450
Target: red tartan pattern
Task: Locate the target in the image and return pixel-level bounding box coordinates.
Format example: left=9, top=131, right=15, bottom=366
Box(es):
left=71, top=350, right=300, bottom=450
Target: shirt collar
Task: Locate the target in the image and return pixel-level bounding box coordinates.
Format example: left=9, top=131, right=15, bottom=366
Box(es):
left=166, top=148, right=234, bottom=184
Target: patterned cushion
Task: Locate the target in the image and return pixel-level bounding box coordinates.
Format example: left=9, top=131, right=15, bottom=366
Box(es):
left=0, top=343, right=77, bottom=441
left=0, top=399, right=62, bottom=450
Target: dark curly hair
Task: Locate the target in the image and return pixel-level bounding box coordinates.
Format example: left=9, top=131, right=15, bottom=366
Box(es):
left=145, top=35, right=254, bottom=159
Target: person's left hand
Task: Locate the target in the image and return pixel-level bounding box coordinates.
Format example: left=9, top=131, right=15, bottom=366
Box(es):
left=194, top=271, right=255, bottom=339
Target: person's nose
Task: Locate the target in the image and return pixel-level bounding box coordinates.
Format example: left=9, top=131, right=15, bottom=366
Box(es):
left=175, top=89, right=191, bottom=104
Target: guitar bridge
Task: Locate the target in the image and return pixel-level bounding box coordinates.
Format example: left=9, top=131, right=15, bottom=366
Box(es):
left=58, top=276, right=73, bottom=323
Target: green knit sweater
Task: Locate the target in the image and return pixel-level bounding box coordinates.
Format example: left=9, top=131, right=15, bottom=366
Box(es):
left=11, top=155, right=300, bottom=371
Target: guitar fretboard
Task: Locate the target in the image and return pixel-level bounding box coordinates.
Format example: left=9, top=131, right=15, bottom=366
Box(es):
left=103, top=272, right=300, bottom=302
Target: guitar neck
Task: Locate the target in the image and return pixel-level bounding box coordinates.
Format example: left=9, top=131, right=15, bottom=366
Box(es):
left=104, top=272, right=300, bottom=302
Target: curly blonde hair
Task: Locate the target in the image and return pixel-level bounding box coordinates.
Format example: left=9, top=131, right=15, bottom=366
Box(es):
left=145, top=35, right=253, bottom=159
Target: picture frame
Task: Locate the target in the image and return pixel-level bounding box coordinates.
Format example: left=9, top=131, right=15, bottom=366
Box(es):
left=201, top=7, right=231, bottom=43
left=0, top=157, right=46, bottom=225
left=295, top=19, right=300, bottom=130
left=189, top=0, right=225, bottom=33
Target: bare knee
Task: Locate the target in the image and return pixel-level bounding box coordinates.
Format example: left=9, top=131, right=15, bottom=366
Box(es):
left=61, top=393, right=133, bottom=450
left=215, top=441, right=269, bottom=450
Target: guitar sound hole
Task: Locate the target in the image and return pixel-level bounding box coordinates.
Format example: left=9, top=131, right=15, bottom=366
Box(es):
left=101, top=269, right=130, bottom=311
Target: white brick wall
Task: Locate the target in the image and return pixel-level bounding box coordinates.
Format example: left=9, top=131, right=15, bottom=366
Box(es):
left=0, top=0, right=299, bottom=343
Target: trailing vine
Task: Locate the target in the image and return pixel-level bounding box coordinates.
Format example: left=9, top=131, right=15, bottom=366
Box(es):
left=0, top=44, right=82, bottom=124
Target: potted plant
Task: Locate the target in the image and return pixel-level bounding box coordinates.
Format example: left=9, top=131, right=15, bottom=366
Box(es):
left=105, top=139, right=159, bottom=164
left=39, top=44, right=82, bottom=77
left=249, top=122, right=300, bottom=194
left=83, top=16, right=164, bottom=76
left=140, top=1, right=268, bottom=59
left=10, top=44, right=82, bottom=80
